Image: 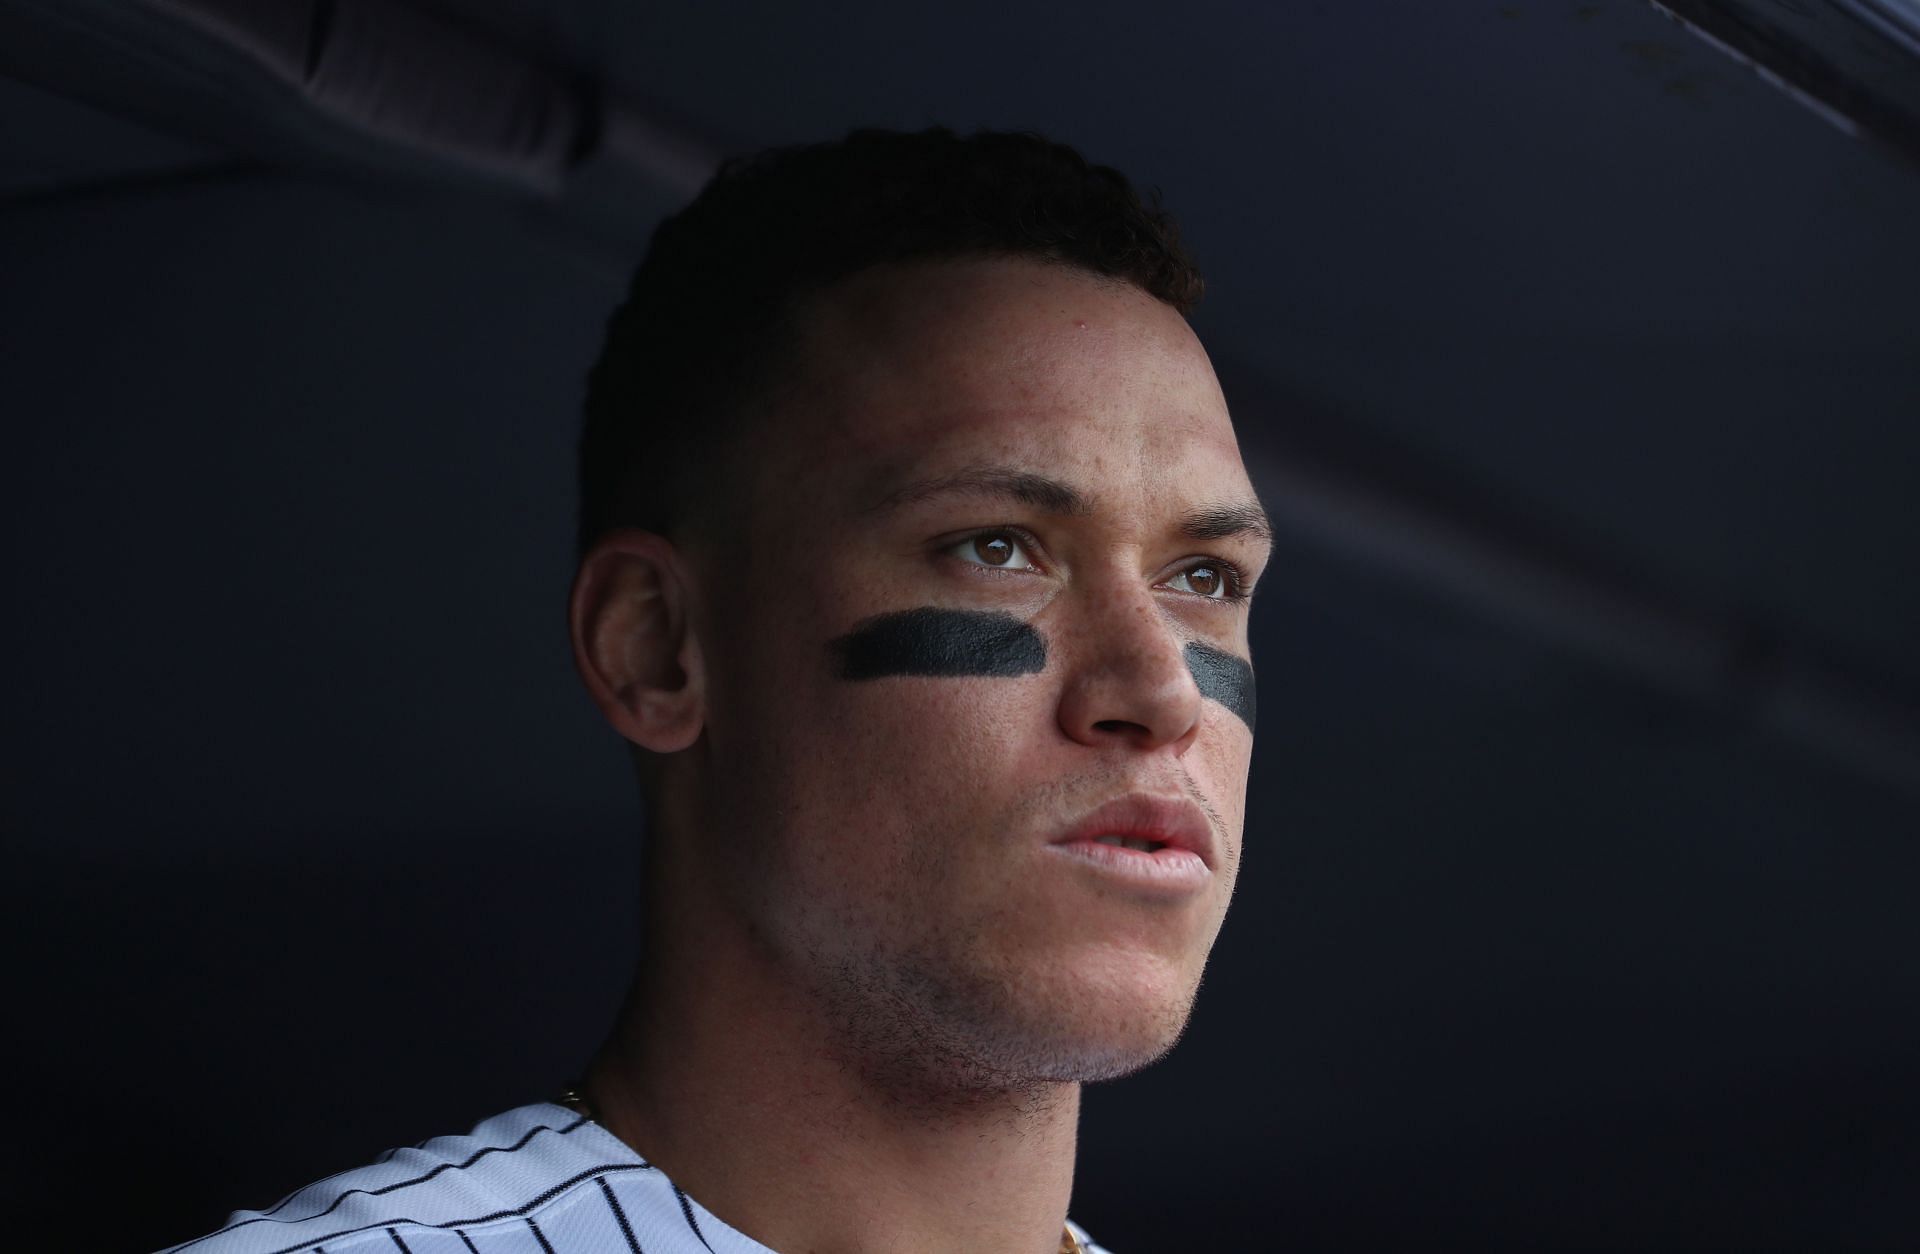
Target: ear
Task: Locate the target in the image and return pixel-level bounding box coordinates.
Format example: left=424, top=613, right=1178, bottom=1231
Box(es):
left=568, top=528, right=706, bottom=753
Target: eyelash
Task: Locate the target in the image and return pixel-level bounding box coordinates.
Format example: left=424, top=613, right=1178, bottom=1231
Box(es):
left=947, top=525, right=1255, bottom=603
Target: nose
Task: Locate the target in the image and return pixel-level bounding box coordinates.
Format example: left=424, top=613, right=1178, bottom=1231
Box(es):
left=1054, top=585, right=1204, bottom=754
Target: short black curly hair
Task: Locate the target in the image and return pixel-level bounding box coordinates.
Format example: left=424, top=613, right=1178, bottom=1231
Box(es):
left=577, top=127, right=1205, bottom=557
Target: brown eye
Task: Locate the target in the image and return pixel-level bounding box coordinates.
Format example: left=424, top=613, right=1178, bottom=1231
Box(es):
left=975, top=534, right=1015, bottom=565
left=949, top=530, right=1037, bottom=572
left=1169, top=563, right=1234, bottom=599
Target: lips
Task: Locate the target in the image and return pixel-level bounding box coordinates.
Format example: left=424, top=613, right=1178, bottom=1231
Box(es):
left=1049, top=792, right=1216, bottom=870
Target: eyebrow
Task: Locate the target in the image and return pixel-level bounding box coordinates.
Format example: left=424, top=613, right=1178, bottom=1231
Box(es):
left=1181, top=500, right=1274, bottom=548
left=864, top=462, right=1274, bottom=551
left=865, top=465, right=1092, bottom=517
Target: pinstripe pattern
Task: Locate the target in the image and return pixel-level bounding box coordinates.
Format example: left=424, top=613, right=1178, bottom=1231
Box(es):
left=155, top=1103, right=1115, bottom=1253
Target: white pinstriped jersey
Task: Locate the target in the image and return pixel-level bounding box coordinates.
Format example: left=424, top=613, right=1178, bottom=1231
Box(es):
left=157, top=1102, right=1114, bottom=1254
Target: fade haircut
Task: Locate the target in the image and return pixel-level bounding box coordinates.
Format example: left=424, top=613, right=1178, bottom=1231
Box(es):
left=577, top=126, right=1205, bottom=556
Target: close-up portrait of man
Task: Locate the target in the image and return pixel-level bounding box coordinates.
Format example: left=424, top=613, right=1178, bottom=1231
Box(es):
left=15, top=3, right=1919, bottom=1249
left=160, top=127, right=1266, bottom=1254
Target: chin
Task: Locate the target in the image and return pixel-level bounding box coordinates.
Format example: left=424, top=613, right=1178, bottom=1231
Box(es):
left=1034, top=992, right=1199, bottom=1083
left=815, top=923, right=1209, bottom=1097
left=958, top=957, right=1205, bottom=1088
left=1019, top=1024, right=1187, bottom=1085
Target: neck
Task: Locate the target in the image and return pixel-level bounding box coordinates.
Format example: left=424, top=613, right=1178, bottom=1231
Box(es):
left=583, top=867, right=1081, bottom=1254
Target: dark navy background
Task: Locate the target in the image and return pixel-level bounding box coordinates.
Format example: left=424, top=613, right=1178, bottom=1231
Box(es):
left=5, top=1, right=1920, bottom=1248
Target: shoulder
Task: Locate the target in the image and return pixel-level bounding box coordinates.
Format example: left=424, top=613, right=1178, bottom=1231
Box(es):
left=158, top=1102, right=1111, bottom=1254
left=153, top=1102, right=695, bottom=1254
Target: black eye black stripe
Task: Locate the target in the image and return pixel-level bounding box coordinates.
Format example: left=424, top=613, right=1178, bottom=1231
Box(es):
left=828, top=606, right=1255, bottom=731
left=830, top=608, right=1047, bottom=678
left=1184, top=641, right=1256, bottom=731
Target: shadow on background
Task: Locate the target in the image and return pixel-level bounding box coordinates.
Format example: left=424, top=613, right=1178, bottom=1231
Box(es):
left=6, top=0, right=1920, bottom=1248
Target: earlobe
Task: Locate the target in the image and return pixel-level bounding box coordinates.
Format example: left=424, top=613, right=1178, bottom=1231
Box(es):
left=568, top=528, right=705, bottom=753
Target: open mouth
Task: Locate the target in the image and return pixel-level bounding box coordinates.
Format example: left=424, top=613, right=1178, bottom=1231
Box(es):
left=1090, top=835, right=1166, bottom=853
left=1049, top=793, right=1215, bottom=879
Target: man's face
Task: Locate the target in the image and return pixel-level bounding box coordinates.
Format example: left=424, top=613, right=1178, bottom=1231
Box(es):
left=686, top=257, right=1267, bottom=1091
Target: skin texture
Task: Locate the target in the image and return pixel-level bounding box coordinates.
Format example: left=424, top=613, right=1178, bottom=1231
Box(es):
left=570, top=257, right=1269, bottom=1254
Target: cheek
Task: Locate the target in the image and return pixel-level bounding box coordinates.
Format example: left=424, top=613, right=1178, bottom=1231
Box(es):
left=829, top=608, right=1047, bottom=679
left=765, top=675, right=1052, bottom=927
left=724, top=612, right=1050, bottom=819
left=1192, top=716, right=1254, bottom=884
left=812, top=606, right=1055, bottom=801
left=1185, top=641, right=1255, bottom=732
left=828, top=672, right=1049, bottom=780
left=791, top=674, right=1051, bottom=877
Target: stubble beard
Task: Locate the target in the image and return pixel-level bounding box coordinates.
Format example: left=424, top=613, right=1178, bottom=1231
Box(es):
left=806, top=927, right=1199, bottom=1121
left=724, top=731, right=1211, bottom=1119
left=769, top=779, right=1209, bottom=1124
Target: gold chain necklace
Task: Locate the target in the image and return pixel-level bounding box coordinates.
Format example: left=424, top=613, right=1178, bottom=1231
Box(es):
left=558, top=1087, right=1084, bottom=1254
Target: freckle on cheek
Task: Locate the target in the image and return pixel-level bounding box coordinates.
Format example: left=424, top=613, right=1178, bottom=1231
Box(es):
left=828, top=608, right=1048, bottom=679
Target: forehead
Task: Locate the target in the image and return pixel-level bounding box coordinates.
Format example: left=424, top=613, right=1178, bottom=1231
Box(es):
left=765, top=258, right=1248, bottom=513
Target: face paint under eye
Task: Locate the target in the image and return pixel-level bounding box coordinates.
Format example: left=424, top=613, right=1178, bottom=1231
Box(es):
left=1185, top=641, right=1256, bottom=731
left=830, top=608, right=1048, bottom=680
